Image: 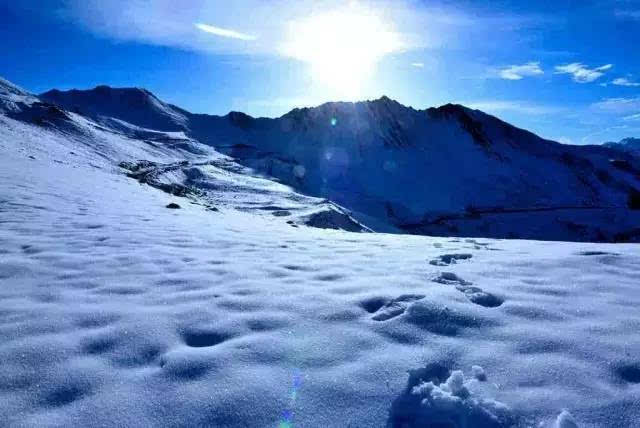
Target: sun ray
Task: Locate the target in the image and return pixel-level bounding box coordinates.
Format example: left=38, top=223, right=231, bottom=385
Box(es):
left=281, top=4, right=402, bottom=99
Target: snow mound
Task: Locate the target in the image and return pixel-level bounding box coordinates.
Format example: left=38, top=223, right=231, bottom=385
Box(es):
left=388, top=364, right=519, bottom=427
left=472, top=365, right=487, bottom=381
left=554, top=410, right=579, bottom=428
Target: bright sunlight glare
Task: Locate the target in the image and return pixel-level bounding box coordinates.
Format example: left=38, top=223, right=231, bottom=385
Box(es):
left=282, top=4, right=403, bottom=99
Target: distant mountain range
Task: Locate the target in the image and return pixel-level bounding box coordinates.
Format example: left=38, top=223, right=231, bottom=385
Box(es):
left=1, top=76, right=637, bottom=241
left=35, top=83, right=640, bottom=241
left=604, top=137, right=640, bottom=155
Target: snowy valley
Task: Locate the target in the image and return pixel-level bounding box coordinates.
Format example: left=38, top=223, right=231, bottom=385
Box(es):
left=1, top=76, right=640, bottom=427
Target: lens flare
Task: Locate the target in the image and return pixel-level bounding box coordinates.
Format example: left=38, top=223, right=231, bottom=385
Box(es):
left=278, top=371, right=304, bottom=428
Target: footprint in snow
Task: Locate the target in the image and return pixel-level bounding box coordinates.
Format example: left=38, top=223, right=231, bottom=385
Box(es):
left=576, top=251, right=619, bottom=256
left=432, top=272, right=504, bottom=308
left=363, top=294, right=426, bottom=321
left=429, top=253, right=472, bottom=266
left=614, top=363, right=640, bottom=384
left=181, top=328, right=232, bottom=348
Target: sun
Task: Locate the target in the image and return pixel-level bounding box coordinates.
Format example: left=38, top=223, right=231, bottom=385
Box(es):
left=282, top=4, right=402, bottom=99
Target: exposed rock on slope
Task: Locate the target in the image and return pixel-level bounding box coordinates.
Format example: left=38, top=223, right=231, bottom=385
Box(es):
left=39, top=84, right=640, bottom=242
left=0, top=77, right=366, bottom=234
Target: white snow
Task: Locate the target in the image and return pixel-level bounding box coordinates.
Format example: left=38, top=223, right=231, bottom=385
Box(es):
left=405, top=369, right=513, bottom=427
left=472, top=365, right=487, bottom=381
left=0, top=77, right=40, bottom=113
left=2, top=79, right=640, bottom=427
left=555, top=410, right=579, bottom=428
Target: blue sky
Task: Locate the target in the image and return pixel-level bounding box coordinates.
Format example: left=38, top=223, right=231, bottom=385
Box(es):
left=1, top=0, right=640, bottom=144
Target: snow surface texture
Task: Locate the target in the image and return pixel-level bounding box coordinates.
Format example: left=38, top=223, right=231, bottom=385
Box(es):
left=40, top=85, right=640, bottom=242
left=2, top=77, right=640, bottom=427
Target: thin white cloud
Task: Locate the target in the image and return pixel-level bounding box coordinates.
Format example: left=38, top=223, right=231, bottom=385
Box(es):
left=461, top=100, right=562, bottom=115
left=592, top=97, right=640, bottom=114
left=615, top=10, right=640, bottom=20
left=555, top=136, right=574, bottom=145
left=54, top=0, right=563, bottom=58
left=612, top=77, right=640, bottom=87
left=580, top=124, right=634, bottom=145
left=194, top=23, right=256, bottom=41
left=234, top=96, right=322, bottom=116
left=56, top=0, right=424, bottom=56
left=411, top=62, right=425, bottom=68
left=498, top=62, right=543, bottom=80
left=554, top=63, right=613, bottom=83
left=623, top=113, right=640, bottom=121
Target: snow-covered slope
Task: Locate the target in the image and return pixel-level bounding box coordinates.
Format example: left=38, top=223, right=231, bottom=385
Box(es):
left=41, top=86, right=640, bottom=242
left=0, top=77, right=39, bottom=109
left=40, top=86, right=189, bottom=132
left=0, top=79, right=365, bottom=233
left=2, top=77, right=640, bottom=427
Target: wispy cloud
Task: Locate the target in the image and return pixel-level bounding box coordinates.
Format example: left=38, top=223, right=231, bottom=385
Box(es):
left=411, top=62, right=425, bottom=68
left=461, top=100, right=562, bottom=115
left=615, top=9, right=640, bottom=20
left=237, top=96, right=323, bottom=115
left=623, top=113, right=640, bottom=121
left=554, top=136, right=575, bottom=145
left=554, top=63, right=612, bottom=83
left=194, top=23, right=256, bottom=41
left=612, top=77, right=640, bottom=87
left=579, top=121, right=640, bottom=145
left=592, top=97, right=640, bottom=114
left=54, top=0, right=562, bottom=58
left=55, top=1, right=407, bottom=55
left=499, top=62, right=543, bottom=80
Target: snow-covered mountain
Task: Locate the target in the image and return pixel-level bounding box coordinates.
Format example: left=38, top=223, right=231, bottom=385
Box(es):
left=41, top=85, right=189, bottom=132
left=0, top=78, right=367, bottom=233
left=40, top=84, right=640, bottom=242
left=604, top=137, right=640, bottom=155
left=3, top=76, right=640, bottom=427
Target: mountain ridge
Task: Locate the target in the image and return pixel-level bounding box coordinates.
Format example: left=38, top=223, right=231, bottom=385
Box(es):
left=36, top=83, right=576, bottom=154
left=37, top=84, right=584, bottom=161
left=38, top=83, right=559, bottom=144
left=40, top=85, right=428, bottom=120
left=604, top=137, right=640, bottom=154
left=18, top=78, right=640, bottom=241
